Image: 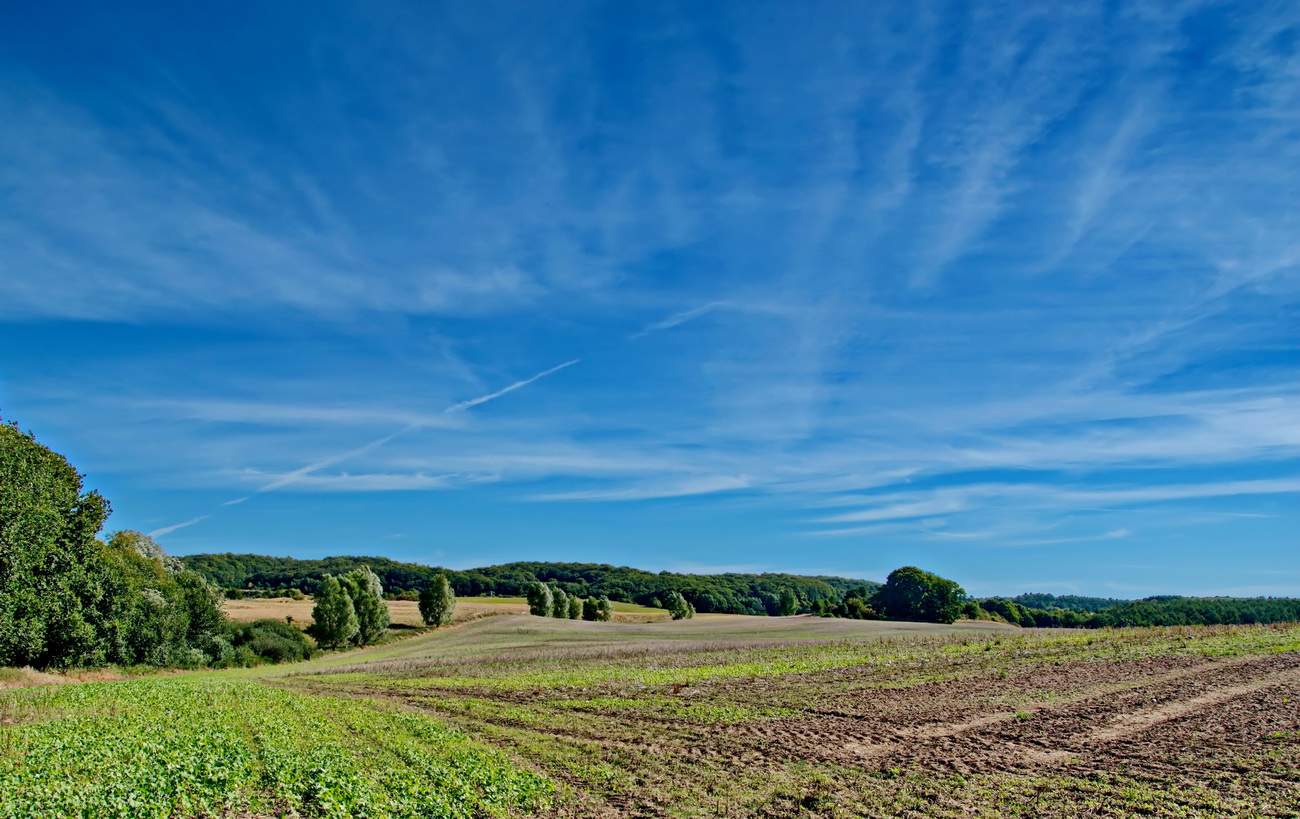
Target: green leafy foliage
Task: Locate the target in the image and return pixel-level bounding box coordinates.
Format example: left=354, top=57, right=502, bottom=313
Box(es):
left=342, top=568, right=390, bottom=645
left=1010, top=593, right=1129, bottom=612
left=1, top=423, right=114, bottom=668
left=1097, top=596, right=1300, bottom=627
left=419, top=573, right=456, bottom=627
left=525, top=582, right=553, bottom=617
left=0, top=424, right=303, bottom=670
left=223, top=619, right=315, bottom=665
left=309, top=575, right=359, bottom=649
left=0, top=677, right=552, bottom=818
left=664, top=590, right=695, bottom=620
left=567, top=594, right=582, bottom=619
left=182, top=554, right=876, bottom=615
left=549, top=585, right=570, bottom=619
left=777, top=587, right=800, bottom=617
left=872, top=567, right=965, bottom=624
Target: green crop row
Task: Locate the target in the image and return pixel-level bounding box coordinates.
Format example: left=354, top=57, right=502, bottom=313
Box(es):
left=0, top=676, right=552, bottom=818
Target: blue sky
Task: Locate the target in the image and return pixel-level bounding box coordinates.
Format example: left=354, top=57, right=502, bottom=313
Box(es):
left=2, top=1, right=1297, bottom=597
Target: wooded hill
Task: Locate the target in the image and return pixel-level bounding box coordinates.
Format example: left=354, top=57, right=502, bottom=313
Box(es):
left=185, top=553, right=1300, bottom=627
left=181, top=553, right=876, bottom=616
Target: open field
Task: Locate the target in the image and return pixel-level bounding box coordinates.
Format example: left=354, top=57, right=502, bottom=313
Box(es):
left=222, top=597, right=669, bottom=629
left=3, top=617, right=1299, bottom=817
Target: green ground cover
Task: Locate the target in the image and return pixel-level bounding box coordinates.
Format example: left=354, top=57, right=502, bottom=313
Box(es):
left=3, top=618, right=1298, bottom=817
left=0, top=676, right=551, bottom=819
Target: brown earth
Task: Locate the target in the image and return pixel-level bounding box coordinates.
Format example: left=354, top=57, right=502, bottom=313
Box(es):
left=363, top=641, right=1300, bottom=817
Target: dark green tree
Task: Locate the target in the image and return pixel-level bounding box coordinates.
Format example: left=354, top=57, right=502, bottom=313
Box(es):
left=596, top=595, right=614, bottom=622
left=550, top=585, right=570, bottom=619
left=310, top=574, right=359, bottom=648
left=581, top=596, right=599, bottom=621
left=777, top=588, right=800, bottom=616
left=664, top=590, right=694, bottom=620
left=872, top=566, right=965, bottom=624
left=419, top=573, right=456, bottom=627
left=526, top=581, right=553, bottom=617
left=341, top=568, right=389, bottom=645
left=567, top=595, right=582, bottom=619
left=0, top=423, right=115, bottom=668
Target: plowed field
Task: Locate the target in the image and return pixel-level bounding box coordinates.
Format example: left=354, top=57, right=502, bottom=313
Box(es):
left=286, top=618, right=1300, bottom=817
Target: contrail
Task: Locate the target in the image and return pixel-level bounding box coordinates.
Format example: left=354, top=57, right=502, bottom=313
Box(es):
left=444, top=358, right=580, bottom=414
left=257, top=426, right=415, bottom=492
left=632, top=302, right=727, bottom=339
left=153, top=358, right=584, bottom=537
left=147, top=515, right=209, bottom=538
left=258, top=359, right=580, bottom=493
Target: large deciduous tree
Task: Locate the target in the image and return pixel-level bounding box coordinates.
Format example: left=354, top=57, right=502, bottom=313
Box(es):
left=0, top=422, right=113, bottom=667
left=777, top=588, right=800, bottom=617
left=872, top=566, right=965, bottom=624
left=341, top=568, right=389, bottom=645
left=550, top=585, right=570, bottom=619
left=310, top=574, right=359, bottom=648
left=664, top=590, right=695, bottom=620
left=0, top=425, right=224, bottom=668
left=419, top=573, right=456, bottom=627
left=526, top=581, right=553, bottom=617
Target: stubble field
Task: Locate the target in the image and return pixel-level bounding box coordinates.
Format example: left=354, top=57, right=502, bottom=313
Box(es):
left=2, top=615, right=1297, bottom=818
left=221, top=597, right=670, bottom=628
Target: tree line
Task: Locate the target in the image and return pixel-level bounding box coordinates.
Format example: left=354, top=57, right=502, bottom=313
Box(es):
left=1, top=422, right=316, bottom=669
left=182, top=553, right=875, bottom=616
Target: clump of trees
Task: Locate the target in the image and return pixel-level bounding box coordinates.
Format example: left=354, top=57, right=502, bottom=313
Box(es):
left=812, top=568, right=964, bottom=624
left=182, top=554, right=872, bottom=616
left=664, top=590, right=695, bottom=620
left=526, top=581, right=553, bottom=617
left=309, top=568, right=390, bottom=649
left=419, top=573, right=456, bottom=627
left=589, top=595, right=613, bottom=621
left=0, top=421, right=314, bottom=669
left=873, top=567, right=965, bottom=624
left=526, top=582, right=611, bottom=621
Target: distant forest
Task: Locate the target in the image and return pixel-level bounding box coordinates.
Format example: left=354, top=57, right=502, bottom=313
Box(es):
left=974, top=593, right=1300, bottom=629
left=182, top=553, right=1300, bottom=628
left=182, top=553, right=873, bottom=616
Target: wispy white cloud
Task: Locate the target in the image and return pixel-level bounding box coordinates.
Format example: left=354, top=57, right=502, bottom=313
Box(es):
left=256, top=427, right=416, bottom=492
left=243, top=471, right=482, bottom=492
left=4, top=0, right=1298, bottom=595
left=151, top=400, right=462, bottom=429
left=147, top=516, right=209, bottom=538
left=632, top=302, right=728, bottom=338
